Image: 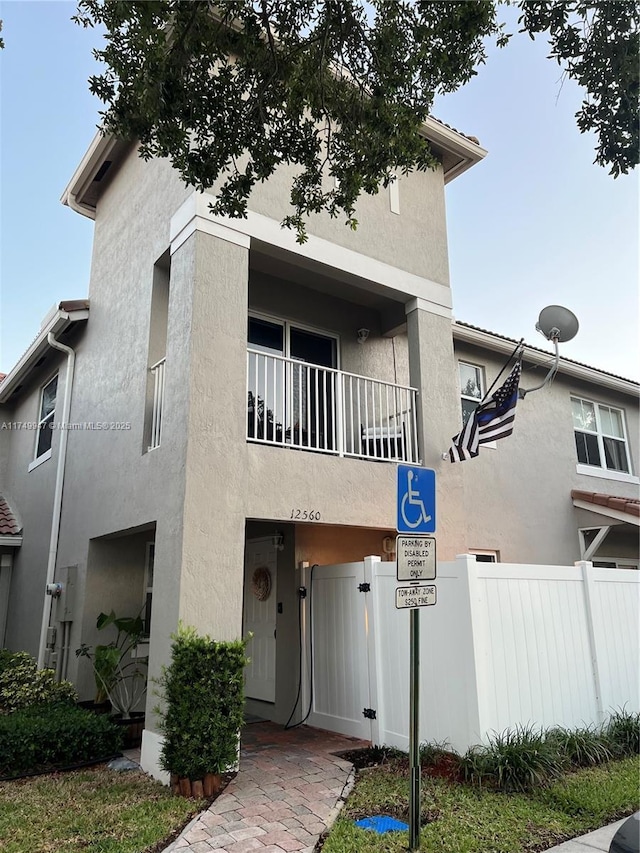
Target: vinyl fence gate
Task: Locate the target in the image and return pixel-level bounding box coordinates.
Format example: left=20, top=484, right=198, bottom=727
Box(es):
left=301, top=556, right=640, bottom=753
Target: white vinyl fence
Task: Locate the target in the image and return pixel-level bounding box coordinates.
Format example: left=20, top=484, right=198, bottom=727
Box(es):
left=304, top=555, right=640, bottom=754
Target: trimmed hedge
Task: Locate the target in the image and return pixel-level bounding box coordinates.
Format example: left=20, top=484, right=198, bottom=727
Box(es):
left=0, top=702, right=122, bottom=778
left=158, top=625, right=248, bottom=780
left=0, top=650, right=77, bottom=713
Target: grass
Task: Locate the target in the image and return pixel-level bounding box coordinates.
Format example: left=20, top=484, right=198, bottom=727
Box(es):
left=322, top=756, right=640, bottom=853
left=0, top=766, right=205, bottom=853
left=460, top=725, right=564, bottom=792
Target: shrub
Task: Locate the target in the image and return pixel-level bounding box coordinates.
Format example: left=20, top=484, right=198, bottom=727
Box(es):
left=0, top=651, right=77, bottom=713
left=157, top=624, right=248, bottom=780
left=461, top=724, right=564, bottom=792
left=0, top=702, right=122, bottom=777
left=547, top=725, right=612, bottom=767
left=604, top=708, right=640, bottom=757
left=75, top=611, right=147, bottom=718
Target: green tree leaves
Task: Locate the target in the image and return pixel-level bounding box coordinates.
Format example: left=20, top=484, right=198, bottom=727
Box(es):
left=74, top=1, right=638, bottom=240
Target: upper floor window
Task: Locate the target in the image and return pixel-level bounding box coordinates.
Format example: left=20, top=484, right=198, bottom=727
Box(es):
left=571, top=397, right=630, bottom=474
left=459, top=361, right=484, bottom=425
left=35, top=375, right=58, bottom=460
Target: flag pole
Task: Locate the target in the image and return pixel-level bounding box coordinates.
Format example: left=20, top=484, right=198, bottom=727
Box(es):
left=479, top=338, right=524, bottom=404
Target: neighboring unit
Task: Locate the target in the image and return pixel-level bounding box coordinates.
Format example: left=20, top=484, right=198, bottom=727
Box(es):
left=1, top=119, right=637, bottom=780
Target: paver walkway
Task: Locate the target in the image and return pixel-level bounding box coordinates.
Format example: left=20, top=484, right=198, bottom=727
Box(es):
left=163, top=722, right=369, bottom=853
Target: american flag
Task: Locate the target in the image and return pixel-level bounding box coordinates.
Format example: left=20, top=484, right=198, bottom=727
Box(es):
left=449, top=359, right=522, bottom=463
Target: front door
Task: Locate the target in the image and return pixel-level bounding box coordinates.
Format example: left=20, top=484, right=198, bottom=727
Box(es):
left=243, top=538, right=278, bottom=702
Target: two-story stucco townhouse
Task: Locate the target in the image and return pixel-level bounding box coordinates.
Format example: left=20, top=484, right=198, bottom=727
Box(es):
left=0, top=116, right=637, bottom=780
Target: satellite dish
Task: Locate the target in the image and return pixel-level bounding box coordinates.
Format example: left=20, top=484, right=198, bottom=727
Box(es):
left=535, top=305, right=579, bottom=343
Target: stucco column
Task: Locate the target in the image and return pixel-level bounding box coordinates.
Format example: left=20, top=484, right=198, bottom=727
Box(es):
left=406, top=302, right=466, bottom=558
left=178, top=229, right=250, bottom=640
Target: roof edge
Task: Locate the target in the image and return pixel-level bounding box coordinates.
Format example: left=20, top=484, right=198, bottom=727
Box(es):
left=453, top=321, right=639, bottom=397
left=0, top=302, right=90, bottom=403
left=63, top=115, right=487, bottom=216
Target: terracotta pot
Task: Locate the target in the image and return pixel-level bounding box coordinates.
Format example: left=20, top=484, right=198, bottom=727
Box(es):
left=110, top=712, right=145, bottom=749
left=203, top=772, right=223, bottom=797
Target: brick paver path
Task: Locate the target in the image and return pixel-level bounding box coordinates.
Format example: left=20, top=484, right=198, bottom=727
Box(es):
left=163, top=722, right=368, bottom=853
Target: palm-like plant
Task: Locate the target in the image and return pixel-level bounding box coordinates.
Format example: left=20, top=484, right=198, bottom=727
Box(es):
left=76, top=611, right=147, bottom=719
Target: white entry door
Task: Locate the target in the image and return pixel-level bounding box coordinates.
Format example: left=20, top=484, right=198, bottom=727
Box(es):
left=243, top=538, right=278, bottom=702
left=305, top=562, right=373, bottom=741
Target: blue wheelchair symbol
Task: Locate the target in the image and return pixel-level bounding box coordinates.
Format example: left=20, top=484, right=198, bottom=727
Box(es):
left=397, top=465, right=436, bottom=533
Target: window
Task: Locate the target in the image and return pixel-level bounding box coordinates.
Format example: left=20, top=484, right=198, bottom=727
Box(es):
left=571, top=397, right=630, bottom=474
left=35, top=375, right=58, bottom=460
left=458, top=361, right=484, bottom=425
left=247, top=315, right=338, bottom=448
left=592, top=559, right=638, bottom=570
left=469, top=550, right=500, bottom=563
left=142, top=542, right=154, bottom=637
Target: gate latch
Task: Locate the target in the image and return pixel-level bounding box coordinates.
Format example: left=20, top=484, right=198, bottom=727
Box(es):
left=362, top=708, right=377, bottom=720
left=358, top=582, right=371, bottom=593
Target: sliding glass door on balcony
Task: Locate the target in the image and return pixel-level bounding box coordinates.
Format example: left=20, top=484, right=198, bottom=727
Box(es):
left=247, top=317, right=338, bottom=451
left=247, top=315, right=420, bottom=463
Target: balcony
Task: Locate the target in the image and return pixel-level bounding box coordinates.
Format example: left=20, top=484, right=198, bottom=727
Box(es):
left=247, top=349, right=419, bottom=463
left=148, top=357, right=166, bottom=451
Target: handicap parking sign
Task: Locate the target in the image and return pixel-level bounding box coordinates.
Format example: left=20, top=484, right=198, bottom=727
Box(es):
left=397, top=465, right=436, bottom=533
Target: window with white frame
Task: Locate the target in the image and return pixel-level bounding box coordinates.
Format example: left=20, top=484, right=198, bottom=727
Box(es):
left=592, top=559, right=638, bottom=570
left=571, top=397, right=631, bottom=474
left=458, top=361, right=484, bottom=425
left=142, top=542, right=155, bottom=638
left=469, top=549, right=500, bottom=562
left=35, top=375, right=58, bottom=460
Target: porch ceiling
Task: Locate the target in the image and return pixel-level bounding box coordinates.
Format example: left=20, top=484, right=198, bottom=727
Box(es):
left=250, top=242, right=408, bottom=333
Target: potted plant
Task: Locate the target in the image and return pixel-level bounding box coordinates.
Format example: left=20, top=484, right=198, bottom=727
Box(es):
left=76, top=611, right=148, bottom=747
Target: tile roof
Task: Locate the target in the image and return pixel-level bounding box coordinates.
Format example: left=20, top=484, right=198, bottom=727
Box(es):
left=431, top=115, right=481, bottom=145
left=571, top=490, right=640, bottom=518
left=454, top=321, right=639, bottom=385
left=0, top=497, right=21, bottom=535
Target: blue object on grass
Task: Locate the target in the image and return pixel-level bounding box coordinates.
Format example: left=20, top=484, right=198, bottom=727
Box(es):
left=355, top=816, right=409, bottom=833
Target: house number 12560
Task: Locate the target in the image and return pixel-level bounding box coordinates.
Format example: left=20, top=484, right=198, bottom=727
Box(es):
left=290, top=509, right=321, bottom=521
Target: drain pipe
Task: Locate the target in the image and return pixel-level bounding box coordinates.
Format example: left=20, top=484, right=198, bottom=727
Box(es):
left=37, top=334, right=76, bottom=669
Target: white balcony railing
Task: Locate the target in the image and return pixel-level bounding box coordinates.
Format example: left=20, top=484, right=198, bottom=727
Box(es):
left=247, top=349, right=419, bottom=463
left=148, top=357, right=166, bottom=451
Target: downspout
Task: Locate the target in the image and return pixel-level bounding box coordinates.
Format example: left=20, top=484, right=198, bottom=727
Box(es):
left=37, top=333, right=76, bottom=669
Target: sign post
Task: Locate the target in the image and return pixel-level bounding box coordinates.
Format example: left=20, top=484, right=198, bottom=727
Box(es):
left=396, top=465, right=437, bottom=853
left=409, top=608, right=420, bottom=852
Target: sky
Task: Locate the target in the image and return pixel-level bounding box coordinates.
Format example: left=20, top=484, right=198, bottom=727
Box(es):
left=0, top=2, right=638, bottom=380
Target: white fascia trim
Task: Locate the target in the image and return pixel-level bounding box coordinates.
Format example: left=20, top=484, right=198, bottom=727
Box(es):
left=453, top=324, right=639, bottom=397
left=419, top=116, right=487, bottom=181
left=405, top=296, right=453, bottom=320
left=0, top=308, right=89, bottom=403
left=573, top=497, right=640, bottom=526
left=0, top=535, right=23, bottom=547
left=60, top=131, right=117, bottom=220
left=170, top=192, right=453, bottom=313
left=575, top=464, right=640, bottom=487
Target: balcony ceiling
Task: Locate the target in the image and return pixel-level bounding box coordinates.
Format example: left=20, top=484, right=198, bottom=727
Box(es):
left=250, top=241, right=408, bottom=333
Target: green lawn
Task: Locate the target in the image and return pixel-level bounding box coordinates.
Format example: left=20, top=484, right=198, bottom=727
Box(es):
left=323, top=757, right=640, bottom=853
left=0, top=767, right=205, bottom=853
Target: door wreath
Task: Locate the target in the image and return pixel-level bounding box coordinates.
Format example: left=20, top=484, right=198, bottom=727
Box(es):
left=251, top=567, right=272, bottom=601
